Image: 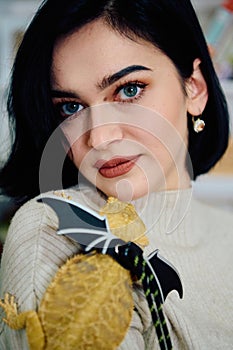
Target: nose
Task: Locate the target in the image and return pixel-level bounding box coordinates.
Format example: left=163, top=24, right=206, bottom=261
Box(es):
left=88, top=124, right=123, bottom=150
left=87, top=107, right=123, bottom=150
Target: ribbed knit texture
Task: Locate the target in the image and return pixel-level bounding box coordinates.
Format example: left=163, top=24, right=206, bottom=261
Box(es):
left=0, top=184, right=233, bottom=349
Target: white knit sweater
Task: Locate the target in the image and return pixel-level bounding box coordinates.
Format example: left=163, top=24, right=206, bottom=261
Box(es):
left=0, top=184, right=233, bottom=349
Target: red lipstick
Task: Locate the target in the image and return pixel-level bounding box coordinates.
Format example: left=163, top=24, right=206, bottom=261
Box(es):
left=95, top=156, right=139, bottom=178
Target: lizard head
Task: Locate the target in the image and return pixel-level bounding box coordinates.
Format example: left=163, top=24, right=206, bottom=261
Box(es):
left=99, top=197, right=149, bottom=249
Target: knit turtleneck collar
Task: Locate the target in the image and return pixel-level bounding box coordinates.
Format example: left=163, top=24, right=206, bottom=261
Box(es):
left=131, top=187, right=193, bottom=235
left=130, top=187, right=197, bottom=254
left=76, top=183, right=196, bottom=251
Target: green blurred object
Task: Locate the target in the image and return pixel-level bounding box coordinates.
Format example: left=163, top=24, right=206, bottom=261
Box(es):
left=0, top=222, right=8, bottom=243
left=0, top=196, right=18, bottom=246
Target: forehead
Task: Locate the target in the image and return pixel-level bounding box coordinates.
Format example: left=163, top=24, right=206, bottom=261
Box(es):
left=53, top=19, right=156, bottom=61
left=51, top=19, right=175, bottom=89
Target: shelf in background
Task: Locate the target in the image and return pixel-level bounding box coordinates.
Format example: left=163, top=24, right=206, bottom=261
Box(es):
left=193, top=174, right=233, bottom=212
left=192, top=0, right=222, bottom=12
left=194, top=137, right=233, bottom=212
left=221, top=80, right=233, bottom=133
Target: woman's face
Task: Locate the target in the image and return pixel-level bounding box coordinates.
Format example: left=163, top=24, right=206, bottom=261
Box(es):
left=51, top=20, right=192, bottom=201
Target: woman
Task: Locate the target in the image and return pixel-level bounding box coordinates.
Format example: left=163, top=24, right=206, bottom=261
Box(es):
left=0, top=0, right=232, bottom=349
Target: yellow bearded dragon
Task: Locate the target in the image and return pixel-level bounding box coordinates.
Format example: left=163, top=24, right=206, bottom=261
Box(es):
left=0, top=196, right=148, bottom=350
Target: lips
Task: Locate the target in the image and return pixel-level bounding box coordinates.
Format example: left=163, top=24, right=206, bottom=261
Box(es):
left=95, top=156, right=139, bottom=178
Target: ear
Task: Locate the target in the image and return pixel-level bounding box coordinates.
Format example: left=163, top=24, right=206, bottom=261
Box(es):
left=186, top=58, right=208, bottom=116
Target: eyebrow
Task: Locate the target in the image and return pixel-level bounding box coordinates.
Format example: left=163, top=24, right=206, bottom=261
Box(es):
left=97, top=65, right=152, bottom=90
left=51, top=90, right=80, bottom=99
left=51, top=64, right=152, bottom=98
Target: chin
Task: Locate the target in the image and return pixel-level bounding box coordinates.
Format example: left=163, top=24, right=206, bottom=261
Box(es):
left=99, top=183, right=149, bottom=202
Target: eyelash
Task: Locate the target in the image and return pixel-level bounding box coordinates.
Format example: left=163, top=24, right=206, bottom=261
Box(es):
left=114, top=80, right=148, bottom=103
left=54, top=80, right=148, bottom=119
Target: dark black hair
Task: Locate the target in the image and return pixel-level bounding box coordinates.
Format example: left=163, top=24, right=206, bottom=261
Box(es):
left=0, top=0, right=229, bottom=204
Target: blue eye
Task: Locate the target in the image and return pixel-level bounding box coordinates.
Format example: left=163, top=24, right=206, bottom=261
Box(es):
left=120, top=85, right=140, bottom=99
left=61, top=102, right=84, bottom=116
left=123, top=85, right=138, bottom=97
left=116, top=82, right=147, bottom=102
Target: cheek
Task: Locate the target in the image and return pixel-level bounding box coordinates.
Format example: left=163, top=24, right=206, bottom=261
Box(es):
left=142, top=80, right=187, bottom=129
left=69, top=136, right=89, bottom=168
left=130, top=111, right=188, bottom=170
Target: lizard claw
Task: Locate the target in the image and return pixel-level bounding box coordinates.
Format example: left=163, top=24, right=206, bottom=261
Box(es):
left=0, top=293, right=19, bottom=328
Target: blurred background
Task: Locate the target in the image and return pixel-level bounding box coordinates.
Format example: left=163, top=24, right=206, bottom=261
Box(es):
left=0, top=0, right=233, bottom=251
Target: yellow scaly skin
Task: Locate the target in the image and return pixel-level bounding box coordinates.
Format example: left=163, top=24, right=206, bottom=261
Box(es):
left=0, top=196, right=148, bottom=350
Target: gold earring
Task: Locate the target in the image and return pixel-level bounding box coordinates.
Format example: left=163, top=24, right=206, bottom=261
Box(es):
left=192, top=116, right=205, bottom=133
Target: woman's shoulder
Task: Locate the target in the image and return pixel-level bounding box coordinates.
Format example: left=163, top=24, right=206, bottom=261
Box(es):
left=4, top=184, right=105, bottom=261
left=8, top=189, right=68, bottom=234
left=9, top=185, right=102, bottom=230
left=0, top=187, right=84, bottom=303
left=191, top=196, right=233, bottom=240
left=192, top=196, right=233, bottom=221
